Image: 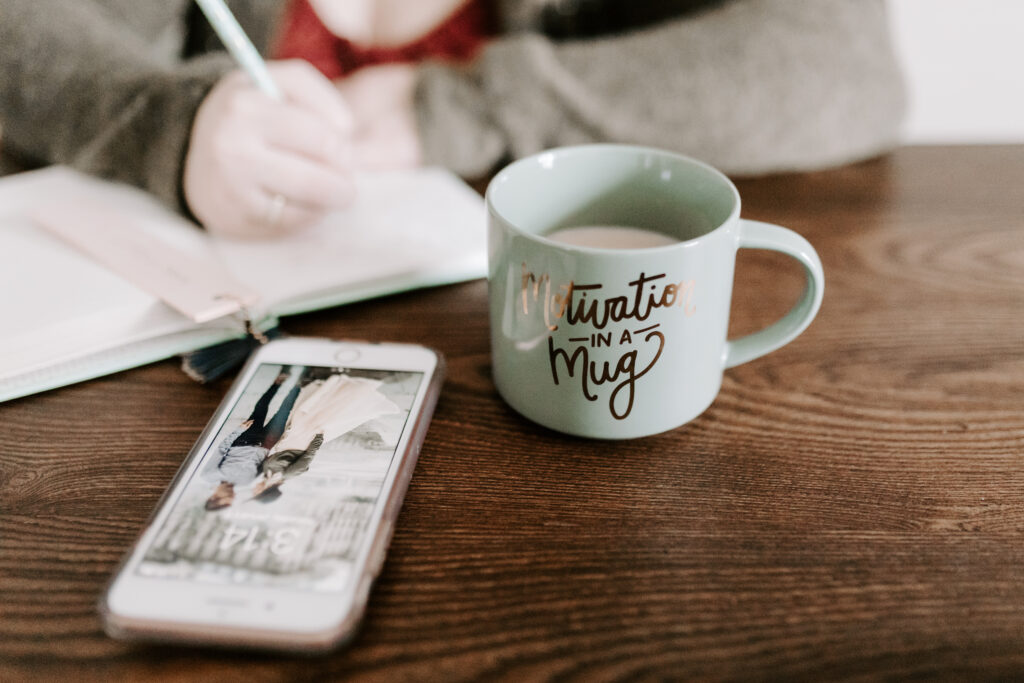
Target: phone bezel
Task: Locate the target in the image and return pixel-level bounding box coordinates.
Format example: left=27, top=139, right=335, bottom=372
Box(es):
left=100, top=337, right=443, bottom=652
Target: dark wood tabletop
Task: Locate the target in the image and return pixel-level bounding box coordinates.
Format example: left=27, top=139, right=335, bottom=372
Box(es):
left=2, top=145, right=1023, bottom=681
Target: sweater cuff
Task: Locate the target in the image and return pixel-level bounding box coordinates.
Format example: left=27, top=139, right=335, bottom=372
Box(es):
left=145, top=53, right=236, bottom=214
left=70, top=53, right=235, bottom=215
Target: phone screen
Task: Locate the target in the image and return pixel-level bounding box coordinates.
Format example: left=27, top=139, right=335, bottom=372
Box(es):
left=135, top=363, right=424, bottom=593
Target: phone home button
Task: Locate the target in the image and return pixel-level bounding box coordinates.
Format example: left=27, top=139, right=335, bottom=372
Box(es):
left=333, top=348, right=361, bottom=363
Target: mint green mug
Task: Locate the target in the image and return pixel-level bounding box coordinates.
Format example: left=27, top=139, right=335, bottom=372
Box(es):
left=486, top=145, right=824, bottom=439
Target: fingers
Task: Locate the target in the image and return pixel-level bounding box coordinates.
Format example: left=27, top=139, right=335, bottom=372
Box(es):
left=225, top=78, right=353, bottom=171
left=184, top=63, right=360, bottom=239
left=186, top=151, right=331, bottom=239
left=259, top=105, right=351, bottom=168
left=252, top=146, right=355, bottom=211
left=269, top=60, right=354, bottom=134
left=267, top=197, right=325, bottom=235
left=226, top=189, right=327, bottom=240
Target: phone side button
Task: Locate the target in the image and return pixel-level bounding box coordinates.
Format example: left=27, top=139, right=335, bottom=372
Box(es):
left=354, top=576, right=373, bottom=615
left=369, top=520, right=392, bottom=577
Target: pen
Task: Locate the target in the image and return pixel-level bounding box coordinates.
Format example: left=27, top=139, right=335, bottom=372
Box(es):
left=194, top=0, right=283, bottom=101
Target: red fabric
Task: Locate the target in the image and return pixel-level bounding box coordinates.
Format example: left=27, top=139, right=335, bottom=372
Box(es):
left=274, top=0, right=494, bottom=79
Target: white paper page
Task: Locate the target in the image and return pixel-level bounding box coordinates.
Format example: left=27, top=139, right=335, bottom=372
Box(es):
left=208, top=168, right=487, bottom=314
left=0, top=165, right=485, bottom=399
left=0, top=169, right=236, bottom=385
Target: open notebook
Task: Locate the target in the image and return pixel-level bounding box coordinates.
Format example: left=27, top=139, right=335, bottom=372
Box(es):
left=0, top=166, right=486, bottom=403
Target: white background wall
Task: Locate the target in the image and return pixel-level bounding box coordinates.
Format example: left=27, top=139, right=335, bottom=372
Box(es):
left=889, top=0, right=1024, bottom=143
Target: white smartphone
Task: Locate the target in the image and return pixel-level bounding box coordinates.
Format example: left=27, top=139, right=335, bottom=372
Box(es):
left=101, top=338, right=444, bottom=653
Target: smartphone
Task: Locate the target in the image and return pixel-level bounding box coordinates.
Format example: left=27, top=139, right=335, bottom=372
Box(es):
left=101, top=338, right=443, bottom=653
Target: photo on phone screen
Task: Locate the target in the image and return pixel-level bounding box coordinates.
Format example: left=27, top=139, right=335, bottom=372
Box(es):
left=135, top=362, right=424, bottom=593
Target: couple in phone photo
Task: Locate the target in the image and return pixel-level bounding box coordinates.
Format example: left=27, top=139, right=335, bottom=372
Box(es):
left=204, top=364, right=400, bottom=510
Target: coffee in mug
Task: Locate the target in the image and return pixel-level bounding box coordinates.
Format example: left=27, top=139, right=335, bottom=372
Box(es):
left=486, top=144, right=824, bottom=439
left=545, top=225, right=680, bottom=249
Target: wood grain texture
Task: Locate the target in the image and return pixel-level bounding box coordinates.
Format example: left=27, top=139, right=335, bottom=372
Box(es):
left=2, top=146, right=1023, bottom=681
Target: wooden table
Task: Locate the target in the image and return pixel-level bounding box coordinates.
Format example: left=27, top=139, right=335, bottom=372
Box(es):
left=2, top=146, right=1022, bottom=680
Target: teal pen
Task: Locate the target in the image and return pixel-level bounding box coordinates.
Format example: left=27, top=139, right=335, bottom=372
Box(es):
left=194, top=0, right=283, bottom=101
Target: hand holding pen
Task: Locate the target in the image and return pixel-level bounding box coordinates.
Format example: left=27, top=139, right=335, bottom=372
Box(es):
left=184, top=0, right=356, bottom=239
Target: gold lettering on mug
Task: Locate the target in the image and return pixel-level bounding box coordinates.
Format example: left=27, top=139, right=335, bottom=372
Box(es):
left=521, top=264, right=574, bottom=331
left=521, top=268, right=696, bottom=420
left=548, top=325, right=665, bottom=420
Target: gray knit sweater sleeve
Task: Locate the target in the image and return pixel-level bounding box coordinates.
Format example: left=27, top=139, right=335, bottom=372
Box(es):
left=414, top=0, right=906, bottom=178
left=0, top=0, right=281, bottom=210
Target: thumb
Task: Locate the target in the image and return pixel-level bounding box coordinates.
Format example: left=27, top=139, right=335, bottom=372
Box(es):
left=269, top=59, right=354, bottom=133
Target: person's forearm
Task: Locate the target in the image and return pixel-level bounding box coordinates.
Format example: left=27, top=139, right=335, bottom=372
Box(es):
left=415, top=0, right=906, bottom=177
left=0, top=0, right=232, bottom=208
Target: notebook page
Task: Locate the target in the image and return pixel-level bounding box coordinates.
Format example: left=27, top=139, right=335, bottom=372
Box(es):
left=0, top=165, right=485, bottom=399
left=208, top=168, right=487, bottom=315
left=0, top=169, right=241, bottom=388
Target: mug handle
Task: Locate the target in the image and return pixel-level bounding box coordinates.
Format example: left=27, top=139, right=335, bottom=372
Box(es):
left=724, top=219, right=825, bottom=368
